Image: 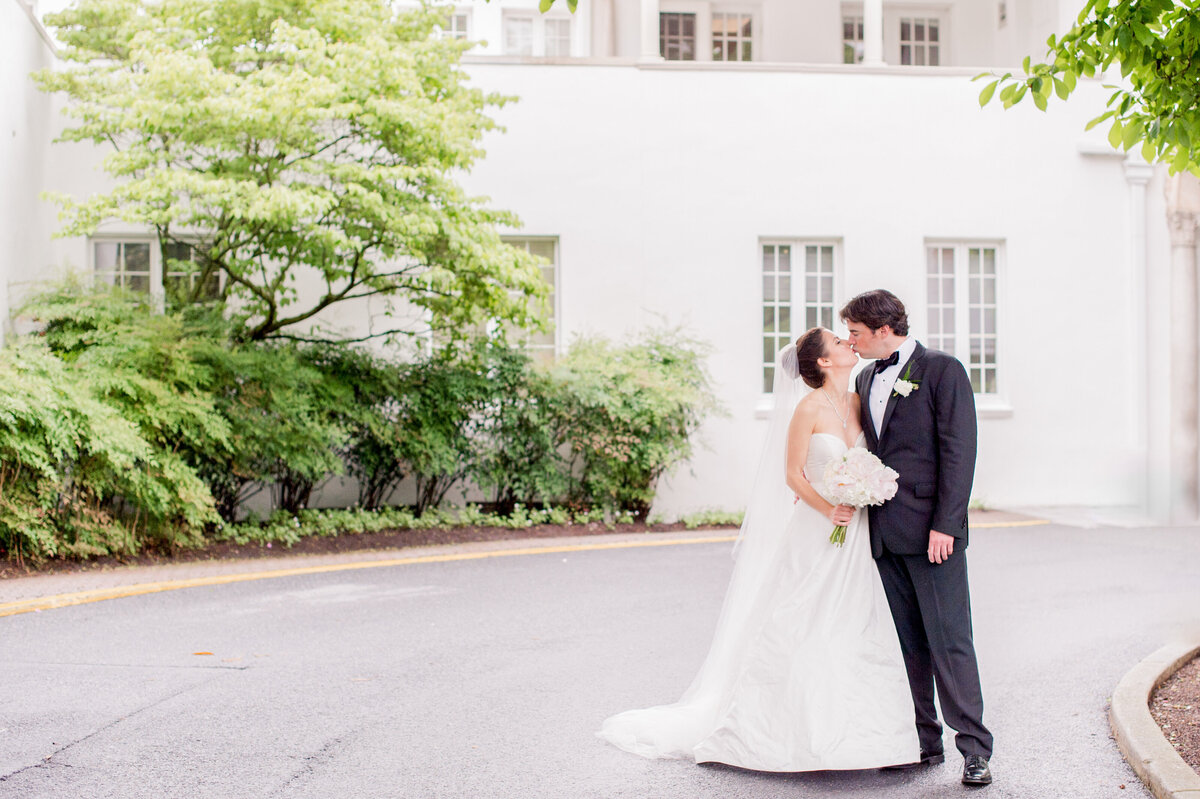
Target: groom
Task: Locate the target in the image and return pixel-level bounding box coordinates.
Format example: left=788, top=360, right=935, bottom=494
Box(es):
left=841, top=290, right=994, bottom=787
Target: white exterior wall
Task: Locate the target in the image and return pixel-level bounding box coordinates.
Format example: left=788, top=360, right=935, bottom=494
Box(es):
left=458, top=61, right=1147, bottom=517
left=8, top=0, right=1175, bottom=519
left=1, top=1, right=58, bottom=340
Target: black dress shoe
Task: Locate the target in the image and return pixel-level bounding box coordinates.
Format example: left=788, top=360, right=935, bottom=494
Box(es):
left=962, top=754, right=992, bottom=786
left=882, top=749, right=946, bottom=770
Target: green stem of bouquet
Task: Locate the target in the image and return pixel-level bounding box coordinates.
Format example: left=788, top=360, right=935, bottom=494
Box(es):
left=829, top=525, right=847, bottom=547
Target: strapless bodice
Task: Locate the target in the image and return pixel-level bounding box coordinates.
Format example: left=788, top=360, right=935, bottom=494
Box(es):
left=806, top=432, right=866, bottom=504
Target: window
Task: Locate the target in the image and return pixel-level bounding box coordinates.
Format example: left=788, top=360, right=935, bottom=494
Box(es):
left=925, top=243, right=1000, bottom=395
left=437, top=11, right=470, bottom=40
left=94, top=240, right=151, bottom=292
left=761, top=241, right=837, bottom=392
left=504, top=14, right=572, bottom=57
left=545, top=18, right=571, bottom=56
left=92, top=238, right=220, bottom=306
left=900, top=17, right=939, bottom=65
left=504, top=15, right=534, bottom=55
left=712, top=12, right=752, bottom=61
left=164, top=241, right=221, bottom=304
left=660, top=13, right=696, bottom=60
left=503, top=238, right=558, bottom=360
left=842, top=15, right=864, bottom=64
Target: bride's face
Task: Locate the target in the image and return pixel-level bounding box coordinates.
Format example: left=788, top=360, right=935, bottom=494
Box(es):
left=822, top=331, right=859, bottom=370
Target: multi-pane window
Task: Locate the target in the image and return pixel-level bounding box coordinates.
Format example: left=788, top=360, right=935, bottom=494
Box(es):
left=544, top=18, right=572, bottom=56
left=503, top=238, right=558, bottom=361
left=712, top=12, right=752, bottom=61
left=660, top=13, right=697, bottom=61
left=761, top=242, right=837, bottom=392
left=94, top=241, right=150, bottom=292
left=925, top=243, right=1000, bottom=395
left=900, top=17, right=940, bottom=65
left=842, top=16, right=864, bottom=64
left=164, top=242, right=221, bottom=304
left=438, top=11, right=469, bottom=40
left=504, top=16, right=534, bottom=55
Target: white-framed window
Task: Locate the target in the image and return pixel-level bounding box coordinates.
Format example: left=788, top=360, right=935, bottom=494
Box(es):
left=925, top=242, right=1000, bottom=395
left=92, top=237, right=220, bottom=306
left=502, top=237, right=559, bottom=361
left=761, top=240, right=838, bottom=393
left=437, top=10, right=470, bottom=40
left=842, top=15, right=864, bottom=64
left=900, top=16, right=940, bottom=65
left=504, top=14, right=534, bottom=55
left=660, top=12, right=697, bottom=60
left=503, top=13, right=573, bottom=57
left=712, top=11, right=752, bottom=61
left=94, top=240, right=151, bottom=293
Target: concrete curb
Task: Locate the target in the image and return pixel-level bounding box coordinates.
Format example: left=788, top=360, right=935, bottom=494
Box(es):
left=1110, top=640, right=1200, bottom=799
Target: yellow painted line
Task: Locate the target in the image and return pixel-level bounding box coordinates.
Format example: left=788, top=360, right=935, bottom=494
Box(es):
left=0, top=535, right=738, bottom=619
left=0, top=518, right=1048, bottom=619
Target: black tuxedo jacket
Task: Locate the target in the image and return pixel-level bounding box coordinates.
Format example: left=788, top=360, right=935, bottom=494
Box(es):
left=855, top=342, right=977, bottom=558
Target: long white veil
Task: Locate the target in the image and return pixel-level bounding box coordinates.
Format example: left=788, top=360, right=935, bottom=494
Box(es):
left=598, top=344, right=813, bottom=759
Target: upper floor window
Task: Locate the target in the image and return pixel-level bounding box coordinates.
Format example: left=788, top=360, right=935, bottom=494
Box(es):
left=504, top=14, right=573, bottom=57
left=900, top=17, right=940, bottom=65
left=761, top=241, right=837, bottom=393
left=437, top=11, right=470, bottom=40
left=925, top=243, right=1000, bottom=395
left=842, top=15, right=864, bottom=64
left=660, top=12, right=697, bottom=60
left=712, top=12, right=752, bottom=61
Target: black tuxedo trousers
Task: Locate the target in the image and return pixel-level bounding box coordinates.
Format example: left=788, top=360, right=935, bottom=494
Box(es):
left=857, top=343, right=993, bottom=760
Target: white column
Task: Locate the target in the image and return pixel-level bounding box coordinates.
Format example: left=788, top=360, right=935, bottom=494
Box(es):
left=1124, top=156, right=1155, bottom=517
left=862, top=0, right=884, bottom=66
left=640, top=0, right=661, bottom=61
left=1164, top=173, right=1200, bottom=523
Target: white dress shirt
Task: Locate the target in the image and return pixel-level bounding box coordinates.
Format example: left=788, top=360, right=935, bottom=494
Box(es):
left=867, top=338, right=918, bottom=439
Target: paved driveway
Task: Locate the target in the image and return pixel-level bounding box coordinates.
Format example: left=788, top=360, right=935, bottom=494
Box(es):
left=0, top=522, right=1197, bottom=798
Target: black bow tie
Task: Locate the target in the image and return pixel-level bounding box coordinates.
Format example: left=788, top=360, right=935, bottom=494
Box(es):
left=873, top=351, right=900, bottom=373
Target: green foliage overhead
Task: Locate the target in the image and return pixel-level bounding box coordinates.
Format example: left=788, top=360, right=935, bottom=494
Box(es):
left=978, top=0, right=1200, bottom=173
left=36, top=0, right=548, bottom=342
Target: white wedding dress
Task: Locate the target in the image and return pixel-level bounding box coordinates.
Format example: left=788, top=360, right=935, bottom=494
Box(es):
left=598, top=430, right=919, bottom=771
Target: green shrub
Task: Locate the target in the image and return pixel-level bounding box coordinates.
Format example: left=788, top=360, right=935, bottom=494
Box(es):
left=550, top=329, right=722, bottom=520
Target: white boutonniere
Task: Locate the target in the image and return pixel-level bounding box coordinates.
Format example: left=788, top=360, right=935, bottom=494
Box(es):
left=893, top=363, right=920, bottom=398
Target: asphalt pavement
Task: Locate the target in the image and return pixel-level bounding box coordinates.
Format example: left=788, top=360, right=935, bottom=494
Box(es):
left=0, top=518, right=1198, bottom=798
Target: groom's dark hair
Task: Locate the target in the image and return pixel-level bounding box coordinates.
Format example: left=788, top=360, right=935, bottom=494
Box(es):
left=840, top=290, right=909, bottom=336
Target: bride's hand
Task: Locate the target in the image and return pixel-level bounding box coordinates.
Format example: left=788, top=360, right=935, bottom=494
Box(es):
left=827, top=504, right=854, bottom=525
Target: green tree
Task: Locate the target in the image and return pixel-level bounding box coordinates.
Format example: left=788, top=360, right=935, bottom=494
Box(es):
left=978, top=0, right=1200, bottom=173
left=36, top=0, right=547, bottom=342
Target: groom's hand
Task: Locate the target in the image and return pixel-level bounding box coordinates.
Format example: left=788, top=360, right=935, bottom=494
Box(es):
left=928, top=530, right=955, bottom=564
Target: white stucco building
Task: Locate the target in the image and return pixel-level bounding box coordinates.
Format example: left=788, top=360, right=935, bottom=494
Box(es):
left=5, top=0, right=1196, bottom=523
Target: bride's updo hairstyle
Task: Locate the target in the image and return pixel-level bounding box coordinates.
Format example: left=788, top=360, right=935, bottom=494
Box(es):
left=793, top=327, right=828, bottom=390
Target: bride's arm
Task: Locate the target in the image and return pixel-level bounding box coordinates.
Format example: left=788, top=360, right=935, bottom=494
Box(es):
left=786, top=403, right=853, bottom=525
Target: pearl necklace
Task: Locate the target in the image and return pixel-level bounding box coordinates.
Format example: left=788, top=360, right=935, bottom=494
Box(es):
left=820, top=388, right=849, bottom=429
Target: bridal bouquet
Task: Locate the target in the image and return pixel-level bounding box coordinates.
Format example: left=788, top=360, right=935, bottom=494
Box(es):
left=821, top=448, right=899, bottom=546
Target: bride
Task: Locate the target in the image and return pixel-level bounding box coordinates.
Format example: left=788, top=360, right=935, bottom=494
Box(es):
left=598, top=327, right=919, bottom=771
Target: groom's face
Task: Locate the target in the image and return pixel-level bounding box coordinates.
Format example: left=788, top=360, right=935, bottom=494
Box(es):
left=846, top=322, right=889, bottom=359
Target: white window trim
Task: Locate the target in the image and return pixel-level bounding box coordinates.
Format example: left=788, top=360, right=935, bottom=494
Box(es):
left=756, top=237, right=844, bottom=416
left=89, top=234, right=218, bottom=313
left=436, top=8, right=472, bottom=41
left=500, top=235, right=561, bottom=358
left=502, top=10, right=576, bottom=57
left=660, top=1, right=761, bottom=63
left=923, top=238, right=1010, bottom=417
left=841, top=2, right=950, bottom=66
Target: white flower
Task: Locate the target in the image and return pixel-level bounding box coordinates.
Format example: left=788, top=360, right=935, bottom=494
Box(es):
left=894, top=378, right=917, bottom=397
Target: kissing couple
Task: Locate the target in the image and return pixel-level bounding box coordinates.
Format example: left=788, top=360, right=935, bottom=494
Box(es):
left=598, top=290, right=994, bottom=787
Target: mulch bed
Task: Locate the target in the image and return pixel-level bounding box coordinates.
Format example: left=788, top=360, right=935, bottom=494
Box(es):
left=1150, top=654, right=1200, bottom=773
left=0, top=521, right=737, bottom=580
